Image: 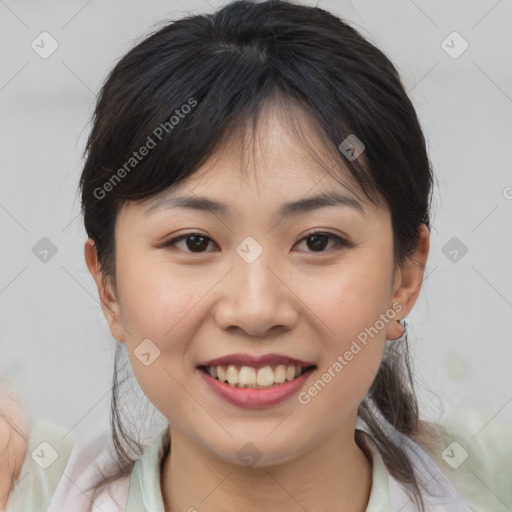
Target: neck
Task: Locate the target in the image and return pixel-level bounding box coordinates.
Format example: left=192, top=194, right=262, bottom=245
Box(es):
left=160, top=422, right=372, bottom=512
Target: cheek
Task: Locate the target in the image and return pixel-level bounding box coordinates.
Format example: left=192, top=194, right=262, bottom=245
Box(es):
left=117, top=271, right=203, bottom=416
left=299, top=258, right=393, bottom=344
left=117, top=251, right=202, bottom=341
left=295, top=266, right=390, bottom=419
left=294, top=256, right=391, bottom=407
left=114, top=256, right=207, bottom=398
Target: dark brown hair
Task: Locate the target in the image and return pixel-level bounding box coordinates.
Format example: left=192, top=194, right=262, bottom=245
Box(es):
left=78, top=1, right=441, bottom=510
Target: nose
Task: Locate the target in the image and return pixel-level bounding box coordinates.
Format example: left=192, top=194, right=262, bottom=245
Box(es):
left=214, top=253, right=298, bottom=337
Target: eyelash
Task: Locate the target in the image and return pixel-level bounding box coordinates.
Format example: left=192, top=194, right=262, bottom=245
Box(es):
left=162, top=229, right=349, bottom=254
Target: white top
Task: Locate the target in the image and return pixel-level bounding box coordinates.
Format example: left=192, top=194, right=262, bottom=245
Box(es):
left=4, top=407, right=512, bottom=511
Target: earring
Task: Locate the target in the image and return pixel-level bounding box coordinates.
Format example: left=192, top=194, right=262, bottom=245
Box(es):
left=387, top=318, right=407, bottom=343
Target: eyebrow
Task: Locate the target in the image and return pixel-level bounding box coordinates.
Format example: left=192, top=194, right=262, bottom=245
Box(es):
left=145, top=190, right=365, bottom=218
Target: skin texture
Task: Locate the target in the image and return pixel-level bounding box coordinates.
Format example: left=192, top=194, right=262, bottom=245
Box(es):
left=85, top=101, right=430, bottom=512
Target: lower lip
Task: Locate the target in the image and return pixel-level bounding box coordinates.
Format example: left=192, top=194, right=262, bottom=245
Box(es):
left=197, top=366, right=316, bottom=408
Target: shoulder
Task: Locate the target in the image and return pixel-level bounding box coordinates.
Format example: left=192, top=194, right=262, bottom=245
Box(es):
left=420, top=407, right=512, bottom=512
left=48, top=422, right=130, bottom=512
left=4, top=417, right=130, bottom=512
left=3, top=417, right=75, bottom=511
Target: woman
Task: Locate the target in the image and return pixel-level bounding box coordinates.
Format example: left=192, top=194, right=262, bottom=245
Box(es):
left=2, top=1, right=511, bottom=511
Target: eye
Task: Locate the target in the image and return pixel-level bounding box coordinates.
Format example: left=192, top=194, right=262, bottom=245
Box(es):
left=162, top=230, right=348, bottom=254
left=295, top=230, right=349, bottom=253
left=162, top=232, right=217, bottom=253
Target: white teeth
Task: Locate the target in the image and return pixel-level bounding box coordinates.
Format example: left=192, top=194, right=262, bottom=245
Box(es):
left=217, top=366, right=227, bottom=382
left=256, top=366, right=275, bottom=387
left=205, top=364, right=312, bottom=388
left=274, top=365, right=286, bottom=383
left=226, top=365, right=239, bottom=386
left=239, top=366, right=256, bottom=387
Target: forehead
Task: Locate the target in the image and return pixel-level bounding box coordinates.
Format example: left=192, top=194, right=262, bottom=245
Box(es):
left=201, top=100, right=360, bottom=186
left=140, top=98, right=369, bottom=212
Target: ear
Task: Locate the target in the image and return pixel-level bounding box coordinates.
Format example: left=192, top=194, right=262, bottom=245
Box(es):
left=386, top=224, right=430, bottom=340
left=84, top=239, right=126, bottom=343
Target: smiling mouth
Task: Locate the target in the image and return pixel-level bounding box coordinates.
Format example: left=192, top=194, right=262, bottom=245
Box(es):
left=198, top=364, right=317, bottom=389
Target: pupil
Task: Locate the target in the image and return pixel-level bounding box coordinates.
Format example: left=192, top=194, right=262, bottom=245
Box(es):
left=187, top=235, right=208, bottom=252
left=308, top=235, right=327, bottom=251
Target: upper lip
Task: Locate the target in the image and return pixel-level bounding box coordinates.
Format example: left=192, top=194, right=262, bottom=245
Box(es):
left=198, top=353, right=317, bottom=369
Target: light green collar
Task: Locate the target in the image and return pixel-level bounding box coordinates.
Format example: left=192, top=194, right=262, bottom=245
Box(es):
left=125, top=427, right=390, bottom=511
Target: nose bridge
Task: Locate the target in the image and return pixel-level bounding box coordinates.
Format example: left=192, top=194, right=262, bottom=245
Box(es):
left=214, top=234, right=295, bottom=335
left=233, top=234, right=277, bottom=300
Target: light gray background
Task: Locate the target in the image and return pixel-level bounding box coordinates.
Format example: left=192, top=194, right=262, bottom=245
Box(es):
left=1, top=0, right=511, bottom=442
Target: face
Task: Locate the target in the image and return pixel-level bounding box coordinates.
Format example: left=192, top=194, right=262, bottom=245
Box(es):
left=86, top=101, right=428, bottom=468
